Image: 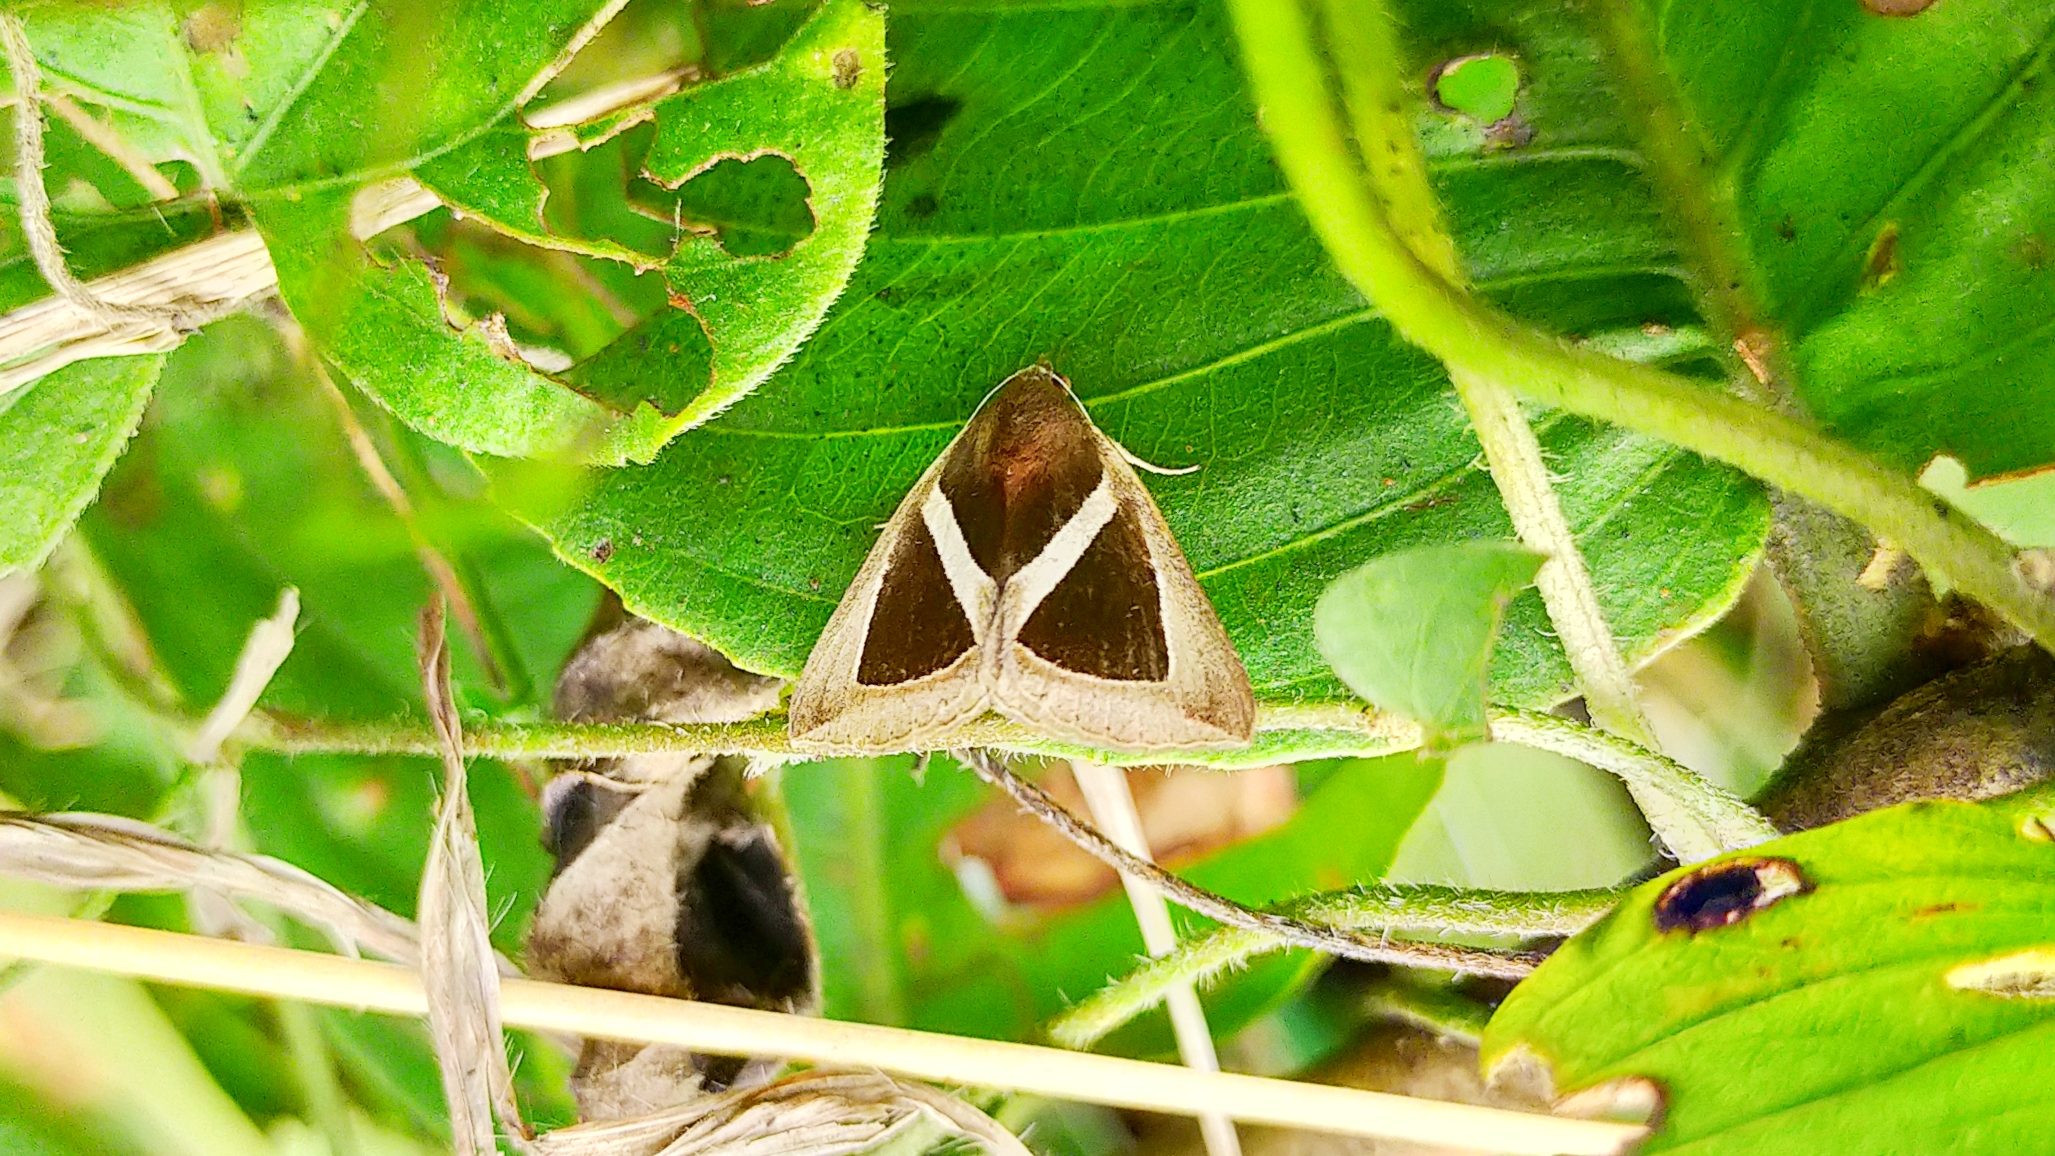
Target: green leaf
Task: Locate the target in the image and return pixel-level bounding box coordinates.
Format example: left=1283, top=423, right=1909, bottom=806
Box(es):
left=1386, top=742, right=1653, bottom=891
left=410, top=0, right=887, bottom=455
left=19, top=3, right=226, bottom=187
left=1314, top=541, right=1542, bottom=744
left=1649, top=0, right=2055, bottom=478
left=0, top=355, right=161, bottom=574
left=532, top=0, right=1767, bottom=715
left=257, top=187, right=615, bottom=461
left=781, top=753, right=1441, bottom=1048
left=1482, top=795, right=2055, bottom=1154
left=230, top=2, right=620, bottom=189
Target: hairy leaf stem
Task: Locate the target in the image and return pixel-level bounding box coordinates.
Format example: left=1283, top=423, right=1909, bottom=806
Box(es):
left=1047, top=884, right=1619, bottom=1050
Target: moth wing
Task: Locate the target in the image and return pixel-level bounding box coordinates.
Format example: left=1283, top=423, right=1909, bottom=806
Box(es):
left=992, top=436, right=1254, bottom=752
left=789, top=461, right=990, bottom=752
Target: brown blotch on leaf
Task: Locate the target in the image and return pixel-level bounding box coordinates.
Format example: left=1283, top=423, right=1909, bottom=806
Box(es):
left=2019, top=233, right=2049, bottom=270
left=1653, top=857, right=1811, bottom=934
left=589, top=539, right=614, bottom=565
left=1861, top=222, right=1903, bottom=291
left=183, top=4, right=241, bottom=52
left=1864, top=0, right=1940, bottom=14
left=1484, top=115, right=1535, bottom=150
left=832, top=48, right=862, bottom=90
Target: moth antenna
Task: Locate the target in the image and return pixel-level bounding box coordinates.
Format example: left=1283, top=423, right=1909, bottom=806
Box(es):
left=957, top=749, right=1542, bottom=977
left=1115, top=441, right=1202, bottom=477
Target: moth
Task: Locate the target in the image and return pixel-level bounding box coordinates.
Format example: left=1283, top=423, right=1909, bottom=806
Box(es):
left=789, top=364, right=1254, bottom=752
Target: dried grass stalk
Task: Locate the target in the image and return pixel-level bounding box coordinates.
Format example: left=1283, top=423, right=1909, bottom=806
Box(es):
left=532, top=1070, right=1035, bottom=1156
left=417, top=597, right=532, bottom=1154
left=0, top=811, right=424, bottom=961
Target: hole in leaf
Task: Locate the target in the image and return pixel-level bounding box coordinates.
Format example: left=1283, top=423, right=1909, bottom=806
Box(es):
left=1652, top=857, right=1810, bottom=934
left=566, top=305, right=717, bottom=418
left=1432, top=54, right=1520, bottom=124
left=636, top=154, right=817, bottom=258
left=538, top=124, right=681, bottom=259
left=396, top=209, right=674, bottom=370
left=885, top=95, right=963, bottom=166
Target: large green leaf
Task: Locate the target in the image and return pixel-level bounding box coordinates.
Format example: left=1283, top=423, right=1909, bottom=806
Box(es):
left=780, top=753, right=1442, bottom=1049
left=1646, top=0, right=2055, bottom=477
left=1482, top=793, right=2055, bottom=1154
left=0, top=356, right=161, bottom=574
left=534, top=0, right=1767, bottom=714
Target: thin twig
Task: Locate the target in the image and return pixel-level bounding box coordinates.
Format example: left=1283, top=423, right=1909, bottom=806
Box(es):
left=1493, top=709, right=1777, bottom=858
left=0, top=911, right=1646, bottom=1155
left=958, top=751, right=1541, bottom=977
left=1072, top=762, right=1241, bottom=1156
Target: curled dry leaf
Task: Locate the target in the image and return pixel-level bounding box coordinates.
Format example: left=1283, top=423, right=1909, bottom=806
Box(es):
left=531, top=1070, right=1033, bottom=1156
left=535, top=601, right=811, bottom=1120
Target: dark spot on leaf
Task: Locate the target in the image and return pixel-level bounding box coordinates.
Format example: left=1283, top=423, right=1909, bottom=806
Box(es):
left=1653, top=857, right=1811, bottom=933
left=2019, top=233, right=2049, bottom=270
left=904, top=193, right=939, bottom=219
left=590, top=539, right=615, bottom=565
left=1776, top=216, right=1796, bottom=242
left=1860, top=222, right=1902, bottom=292
left=885, top=96, right=962, bottom=166
left=1863, top=0, right=1938, bottom=13
left=832, top=48, right=862, bottom=90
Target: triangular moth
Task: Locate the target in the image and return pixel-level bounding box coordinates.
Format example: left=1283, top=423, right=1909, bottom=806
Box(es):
left=789, top=365, right=1254, bottom=752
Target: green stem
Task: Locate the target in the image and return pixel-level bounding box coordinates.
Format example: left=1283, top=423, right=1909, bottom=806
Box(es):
left=1587, top=0, right=1777, bottom=401
left=1312, top=0, right=1658, bottom=749
left=1493, top=709, right=1776, bottom=858
left=1225, top=0, right=2055, bottom=654
left=1046, top=885, right=1618, bottom=1050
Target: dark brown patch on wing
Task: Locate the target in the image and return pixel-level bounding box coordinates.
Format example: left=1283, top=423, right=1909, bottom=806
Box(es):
left=857, top=518, right=974, bottom=685
left=938, top=366, right=1103, bottom=585
left=1017, top=502, right=1168, bottom=681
